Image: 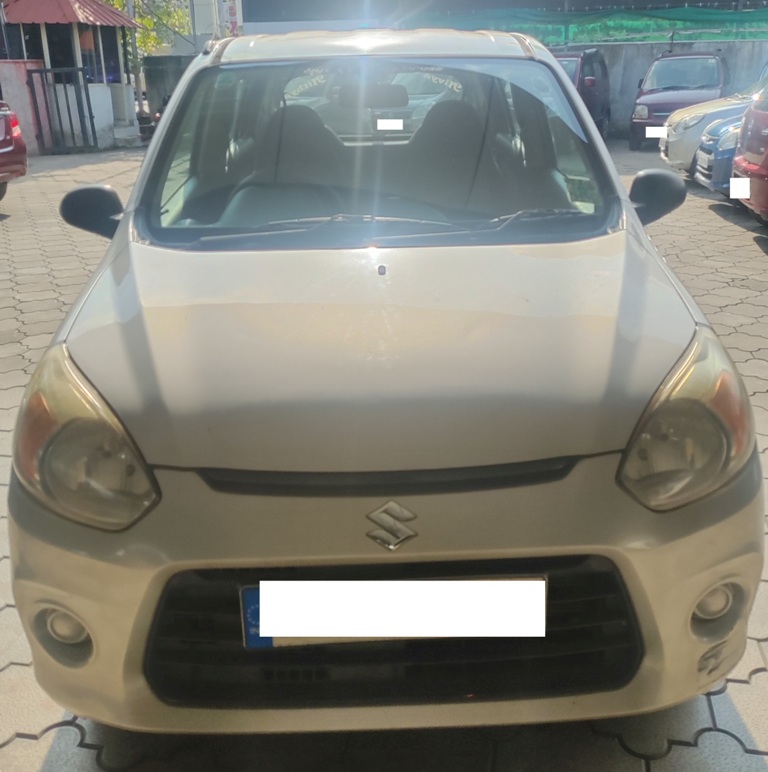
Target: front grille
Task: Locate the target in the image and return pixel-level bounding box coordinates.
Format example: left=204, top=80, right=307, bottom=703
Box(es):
left=196, top=457, right=579, bottom=497
left=144, top=556, right=643, bottom=709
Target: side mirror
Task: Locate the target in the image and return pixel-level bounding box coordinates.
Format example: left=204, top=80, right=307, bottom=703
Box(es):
left=60, top=186, right=123, bottom=239
left=629, top=169, right=686, bottom=225
left=583, top=76, right=597, bottom=88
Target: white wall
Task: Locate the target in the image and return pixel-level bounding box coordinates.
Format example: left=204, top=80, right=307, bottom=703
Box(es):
left=0, top=60, right=45, bottom=154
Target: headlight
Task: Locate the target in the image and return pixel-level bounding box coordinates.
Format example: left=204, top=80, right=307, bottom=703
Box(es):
left=633, top=104, right=649, bottom=120
left=12, top=344, right=160, bottom=530
left=679, top=113, right=705, bottom=131
left=718, top=127, right=740, bottom=151
left=618, top=325, right=754, bottom=511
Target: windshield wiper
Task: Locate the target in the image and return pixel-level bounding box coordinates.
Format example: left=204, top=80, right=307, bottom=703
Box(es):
left=486, top=209, right=590, bottom=229
left=192, top=214, right=465, bottom=248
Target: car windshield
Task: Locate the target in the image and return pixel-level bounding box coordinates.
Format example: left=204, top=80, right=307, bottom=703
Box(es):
left=556, top=58, right=579, bottom=84
left=642, top=57, right=720, bottom=91
left=142, top=57, right=616, bottom=250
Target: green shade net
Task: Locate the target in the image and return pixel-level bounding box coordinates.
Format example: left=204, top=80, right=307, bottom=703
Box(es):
left=403, top=7, right=768, bottom=45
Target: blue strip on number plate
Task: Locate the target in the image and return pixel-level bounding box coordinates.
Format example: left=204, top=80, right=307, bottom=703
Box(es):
left=241, top=587, right=273, bottom=649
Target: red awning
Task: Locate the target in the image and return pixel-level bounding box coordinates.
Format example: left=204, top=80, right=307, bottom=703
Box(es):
left=3, top=0, right=141, bottom=27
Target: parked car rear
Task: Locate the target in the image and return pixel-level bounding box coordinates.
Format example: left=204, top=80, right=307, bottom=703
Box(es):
left=733, top=87, right=768, bottom=223
left=554, top=49, right=611, bottom=138
left=630, top=53, right=727, bottom=150
left=0, top=101, right=27, bottom=201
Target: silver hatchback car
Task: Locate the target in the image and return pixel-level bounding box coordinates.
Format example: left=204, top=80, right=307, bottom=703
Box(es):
left=9, top=29, right=764, bottom=734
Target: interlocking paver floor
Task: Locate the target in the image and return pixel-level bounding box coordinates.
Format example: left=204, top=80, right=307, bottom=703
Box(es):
left=1, top=140, right=767, bottom=770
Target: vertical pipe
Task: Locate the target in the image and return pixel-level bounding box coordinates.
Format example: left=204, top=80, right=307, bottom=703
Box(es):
left=98, top=27, right=107, bottom=83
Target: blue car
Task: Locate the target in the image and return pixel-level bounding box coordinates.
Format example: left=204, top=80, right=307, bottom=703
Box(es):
left=694, top=115, right=743, bottom=196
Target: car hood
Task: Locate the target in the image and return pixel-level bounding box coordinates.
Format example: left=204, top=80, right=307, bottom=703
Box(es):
left=65, top=226, right=696, bottom=472
left=669, top=94, right=750, bottom=123
left=703, top=114, right=743, bottom=140
left=637, top=88, right=722, bottom=111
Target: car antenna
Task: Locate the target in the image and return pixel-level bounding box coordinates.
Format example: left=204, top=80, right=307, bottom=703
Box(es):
left=667, top=31, right=674, bottom=53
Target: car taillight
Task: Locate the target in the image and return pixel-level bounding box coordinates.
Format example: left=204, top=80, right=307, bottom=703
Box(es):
left=10, top=113, right=21, bottom=138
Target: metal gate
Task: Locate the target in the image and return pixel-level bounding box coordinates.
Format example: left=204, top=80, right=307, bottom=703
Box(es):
left=26, top=67, right=98, bottom=154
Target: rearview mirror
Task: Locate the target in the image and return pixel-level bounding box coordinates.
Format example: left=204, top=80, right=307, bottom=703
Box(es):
left=629, top=169, right=686, bottom=225
left=60, top=186, right=123, bottom=239
left=337, top=83, right=408, bottom=109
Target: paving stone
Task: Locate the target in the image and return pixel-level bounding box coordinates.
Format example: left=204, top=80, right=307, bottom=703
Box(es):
left=0, top=666, right=73, bottom=746
left=0, top=409, right=18, bottom=432
left=710, top=673, right=768, bottom=753
left=0, top=607, right=31, bottom=668
left=749, top=582, right=768, bottom=640
left=717, top=333, right=768, bottom=354
left=0, top=514, right=7, bottom=550
left=0, top=371, right=29, bottom=390
left=0, top=320, right=20, bottom=335
left=0, top=557, right=11, bottom=607
left=649, top=730, right=768, bottom=771
left=0, top=726, right=92, bottom=772
left=593, top=696, right=712, bottom=760
left=21, top=333, right=53, bottom=351
left=0, top=388, right=25, bottom=410
left=20, top=321, right=62, bottom=337
left=0, top=343, right=25, bottom=359
left=18, top=311, right=64, bottom=326
left=729, top=638, right=768, bottom=683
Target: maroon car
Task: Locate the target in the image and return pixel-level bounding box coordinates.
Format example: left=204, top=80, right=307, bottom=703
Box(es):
left=554, top=49, right=611, bottom=139
left=732, top=87, right=768, bottom=224
left=0, top=101, right=28, bottom=202
left=629, top=53, right=727, bottom=150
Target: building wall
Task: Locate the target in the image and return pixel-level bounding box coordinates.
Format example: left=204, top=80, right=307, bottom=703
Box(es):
left=0, top=59, right=46, bottom=154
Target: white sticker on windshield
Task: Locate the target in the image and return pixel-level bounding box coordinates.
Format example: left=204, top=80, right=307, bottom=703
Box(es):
left=377, top=118, right=404, bottom=131
left=730, top=177, right=750, bottom=199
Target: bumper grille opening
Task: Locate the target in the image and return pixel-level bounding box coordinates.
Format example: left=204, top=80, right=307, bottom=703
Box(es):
left=144, top=556, right=643, bottom=708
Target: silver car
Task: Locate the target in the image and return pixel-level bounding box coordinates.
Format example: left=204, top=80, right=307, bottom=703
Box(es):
left=8, top=29, right=764, bottom=734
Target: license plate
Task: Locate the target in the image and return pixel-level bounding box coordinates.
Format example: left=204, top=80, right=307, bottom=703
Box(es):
left=696, top=149, right=711, bottom=169
left=241, top=579, right=546, bottom=649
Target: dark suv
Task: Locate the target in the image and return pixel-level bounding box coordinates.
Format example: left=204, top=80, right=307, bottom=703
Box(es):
left=630, top=52, right=727, bottom=150
left=554, top=49, right=611, bottom=138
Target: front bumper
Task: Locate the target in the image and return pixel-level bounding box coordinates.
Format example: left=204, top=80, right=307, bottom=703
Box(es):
left=732, top=160, right=768, bottom=217
left=630, top=118, right=663, bottom=143
left=694, top=144, right=735, bottom=194
left=660, top=126, right=701, bottom=171
left=9, top=451, right=764, bottom=733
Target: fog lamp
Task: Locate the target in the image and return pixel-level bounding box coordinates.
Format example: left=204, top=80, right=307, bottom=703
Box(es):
left=45, top=609, right=90, bottom=645
left=693, top=584, right=734, bottom=621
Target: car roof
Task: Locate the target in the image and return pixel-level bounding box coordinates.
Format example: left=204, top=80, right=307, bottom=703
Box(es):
left=657, top=52, right=721, bottom=59
left=553, top=48, right=601, bottom=59
left=210, top=28, right=548, bottom=67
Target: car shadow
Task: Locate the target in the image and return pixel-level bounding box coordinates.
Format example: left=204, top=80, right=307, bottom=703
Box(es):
left=707, top=199, right=760, bottom=228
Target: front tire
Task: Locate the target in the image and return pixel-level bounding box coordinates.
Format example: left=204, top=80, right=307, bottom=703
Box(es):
left=629, top=134, right=641, bottom=151
left=0, top=182, right=7, bottom=202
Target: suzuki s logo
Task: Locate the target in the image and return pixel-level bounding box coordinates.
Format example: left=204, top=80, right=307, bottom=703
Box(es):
left=366, top=501, right=418, bottom=551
